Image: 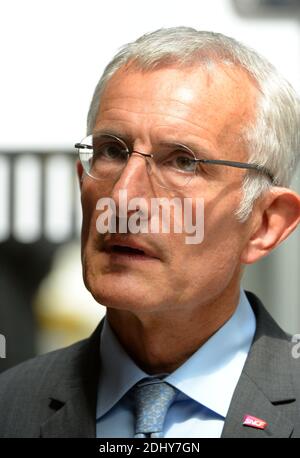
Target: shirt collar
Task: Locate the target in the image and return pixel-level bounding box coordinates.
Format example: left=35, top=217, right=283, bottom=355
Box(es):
left=97, top=317, right=148, bottom=418
left=96, top=289, right=256, bottom=419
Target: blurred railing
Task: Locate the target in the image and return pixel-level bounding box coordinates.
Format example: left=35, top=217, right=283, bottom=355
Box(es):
left=0, top=151, right=81, bottom=243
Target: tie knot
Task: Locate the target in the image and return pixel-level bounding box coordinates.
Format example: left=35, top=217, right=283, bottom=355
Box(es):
left=132, top=378, right=177, bottom=438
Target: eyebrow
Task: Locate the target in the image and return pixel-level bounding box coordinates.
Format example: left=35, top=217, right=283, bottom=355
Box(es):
left=93, top=128, right=135, bottom=143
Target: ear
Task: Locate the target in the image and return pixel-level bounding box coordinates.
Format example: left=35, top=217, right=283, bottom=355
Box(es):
left=241, top=188, right=300, bottom=265
left=76, top=160, right=84, bottom=190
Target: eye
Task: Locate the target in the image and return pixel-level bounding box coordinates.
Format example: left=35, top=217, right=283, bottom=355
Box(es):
left=93, top=138, right=128, bottom=162
left=166, top=150, right=197, bottom=173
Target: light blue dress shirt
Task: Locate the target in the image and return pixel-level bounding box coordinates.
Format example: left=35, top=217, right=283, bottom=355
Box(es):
left=96, top=289, right=256, bottom=438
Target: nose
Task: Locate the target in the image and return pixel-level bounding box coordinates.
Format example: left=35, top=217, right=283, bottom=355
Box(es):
left=109, top=152, right=156, bottom=229
left=111, top=151, right=155, bottom=200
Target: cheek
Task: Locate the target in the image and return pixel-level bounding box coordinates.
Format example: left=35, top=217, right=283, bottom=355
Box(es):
left=177, top=197, right=246, bottom=273
left=80, top=182, right=103, bottom=248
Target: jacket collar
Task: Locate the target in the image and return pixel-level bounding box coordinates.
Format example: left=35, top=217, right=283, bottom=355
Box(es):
left=222, top=291, right=295, bottom=438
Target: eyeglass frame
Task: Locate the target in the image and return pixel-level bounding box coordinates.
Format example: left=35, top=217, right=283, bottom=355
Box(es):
left=75, top=132, right=275, bottom=185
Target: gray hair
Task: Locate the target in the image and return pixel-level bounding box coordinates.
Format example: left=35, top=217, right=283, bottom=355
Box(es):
left=87, top=27, right=300, bottom=221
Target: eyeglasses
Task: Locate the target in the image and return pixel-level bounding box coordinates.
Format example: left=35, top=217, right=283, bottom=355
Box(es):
left=75, top=133, right=275, bottom=190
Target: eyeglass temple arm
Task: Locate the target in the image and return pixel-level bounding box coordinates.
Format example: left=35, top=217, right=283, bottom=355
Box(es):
left=196, top=158, right=275, bottom=183
left=75, top=143, right=93, bottom=150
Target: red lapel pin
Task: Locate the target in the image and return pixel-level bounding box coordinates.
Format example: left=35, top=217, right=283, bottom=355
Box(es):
left=243, top=414, right=268, bottom=430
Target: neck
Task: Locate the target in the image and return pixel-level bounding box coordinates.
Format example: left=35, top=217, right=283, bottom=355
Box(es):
left=106, top=286, right=241, bottom=374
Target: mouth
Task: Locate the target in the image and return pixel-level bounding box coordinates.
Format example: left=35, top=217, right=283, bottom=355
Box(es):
left=110, top=245, right=146, bottom=255
left=103, top=240, right=160, bottom=262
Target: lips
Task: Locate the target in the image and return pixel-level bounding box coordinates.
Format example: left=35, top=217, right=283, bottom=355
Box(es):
left=110, top=245, right=146, bottom=255
left=102, top=238, right=160, bottom=259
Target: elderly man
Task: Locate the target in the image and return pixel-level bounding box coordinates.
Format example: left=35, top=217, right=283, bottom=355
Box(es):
left=0, top=27, right=300, bottom=438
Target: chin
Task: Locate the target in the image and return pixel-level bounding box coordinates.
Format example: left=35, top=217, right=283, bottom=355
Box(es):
left=87, top=280, right=165, bottom=313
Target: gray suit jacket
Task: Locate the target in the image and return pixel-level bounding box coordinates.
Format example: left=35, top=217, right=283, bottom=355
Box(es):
left=0, top=291, right=299, bottom=438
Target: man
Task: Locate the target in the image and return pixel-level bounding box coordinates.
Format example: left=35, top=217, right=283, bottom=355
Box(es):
left=0, top=27, right=300, bottom=438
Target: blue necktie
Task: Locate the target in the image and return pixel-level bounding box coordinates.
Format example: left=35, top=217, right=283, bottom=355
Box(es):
left=132, top=378, right=177, bottom=438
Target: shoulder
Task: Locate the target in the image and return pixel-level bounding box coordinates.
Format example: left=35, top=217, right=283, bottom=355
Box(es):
left=0, top=318, right=104, bottom=394
left=0, top=321, right=103, bottom=437
left=0, top=338, right=87, bottom=392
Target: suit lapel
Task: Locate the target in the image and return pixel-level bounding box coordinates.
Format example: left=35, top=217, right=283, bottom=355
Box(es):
left=221, top=373, right=294, bottom=438
left=40, top=320, right=104, bottom=438
left=222, top=292, right=295, bottom=438
left=40, top=390, right=96, bottom=438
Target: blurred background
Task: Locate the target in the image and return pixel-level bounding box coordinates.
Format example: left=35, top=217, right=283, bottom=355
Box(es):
left=0, top=0, right=300, bottom=372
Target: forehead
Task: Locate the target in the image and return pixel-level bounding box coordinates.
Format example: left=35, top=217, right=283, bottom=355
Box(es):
left=95, top=62, right=258, bottom=154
